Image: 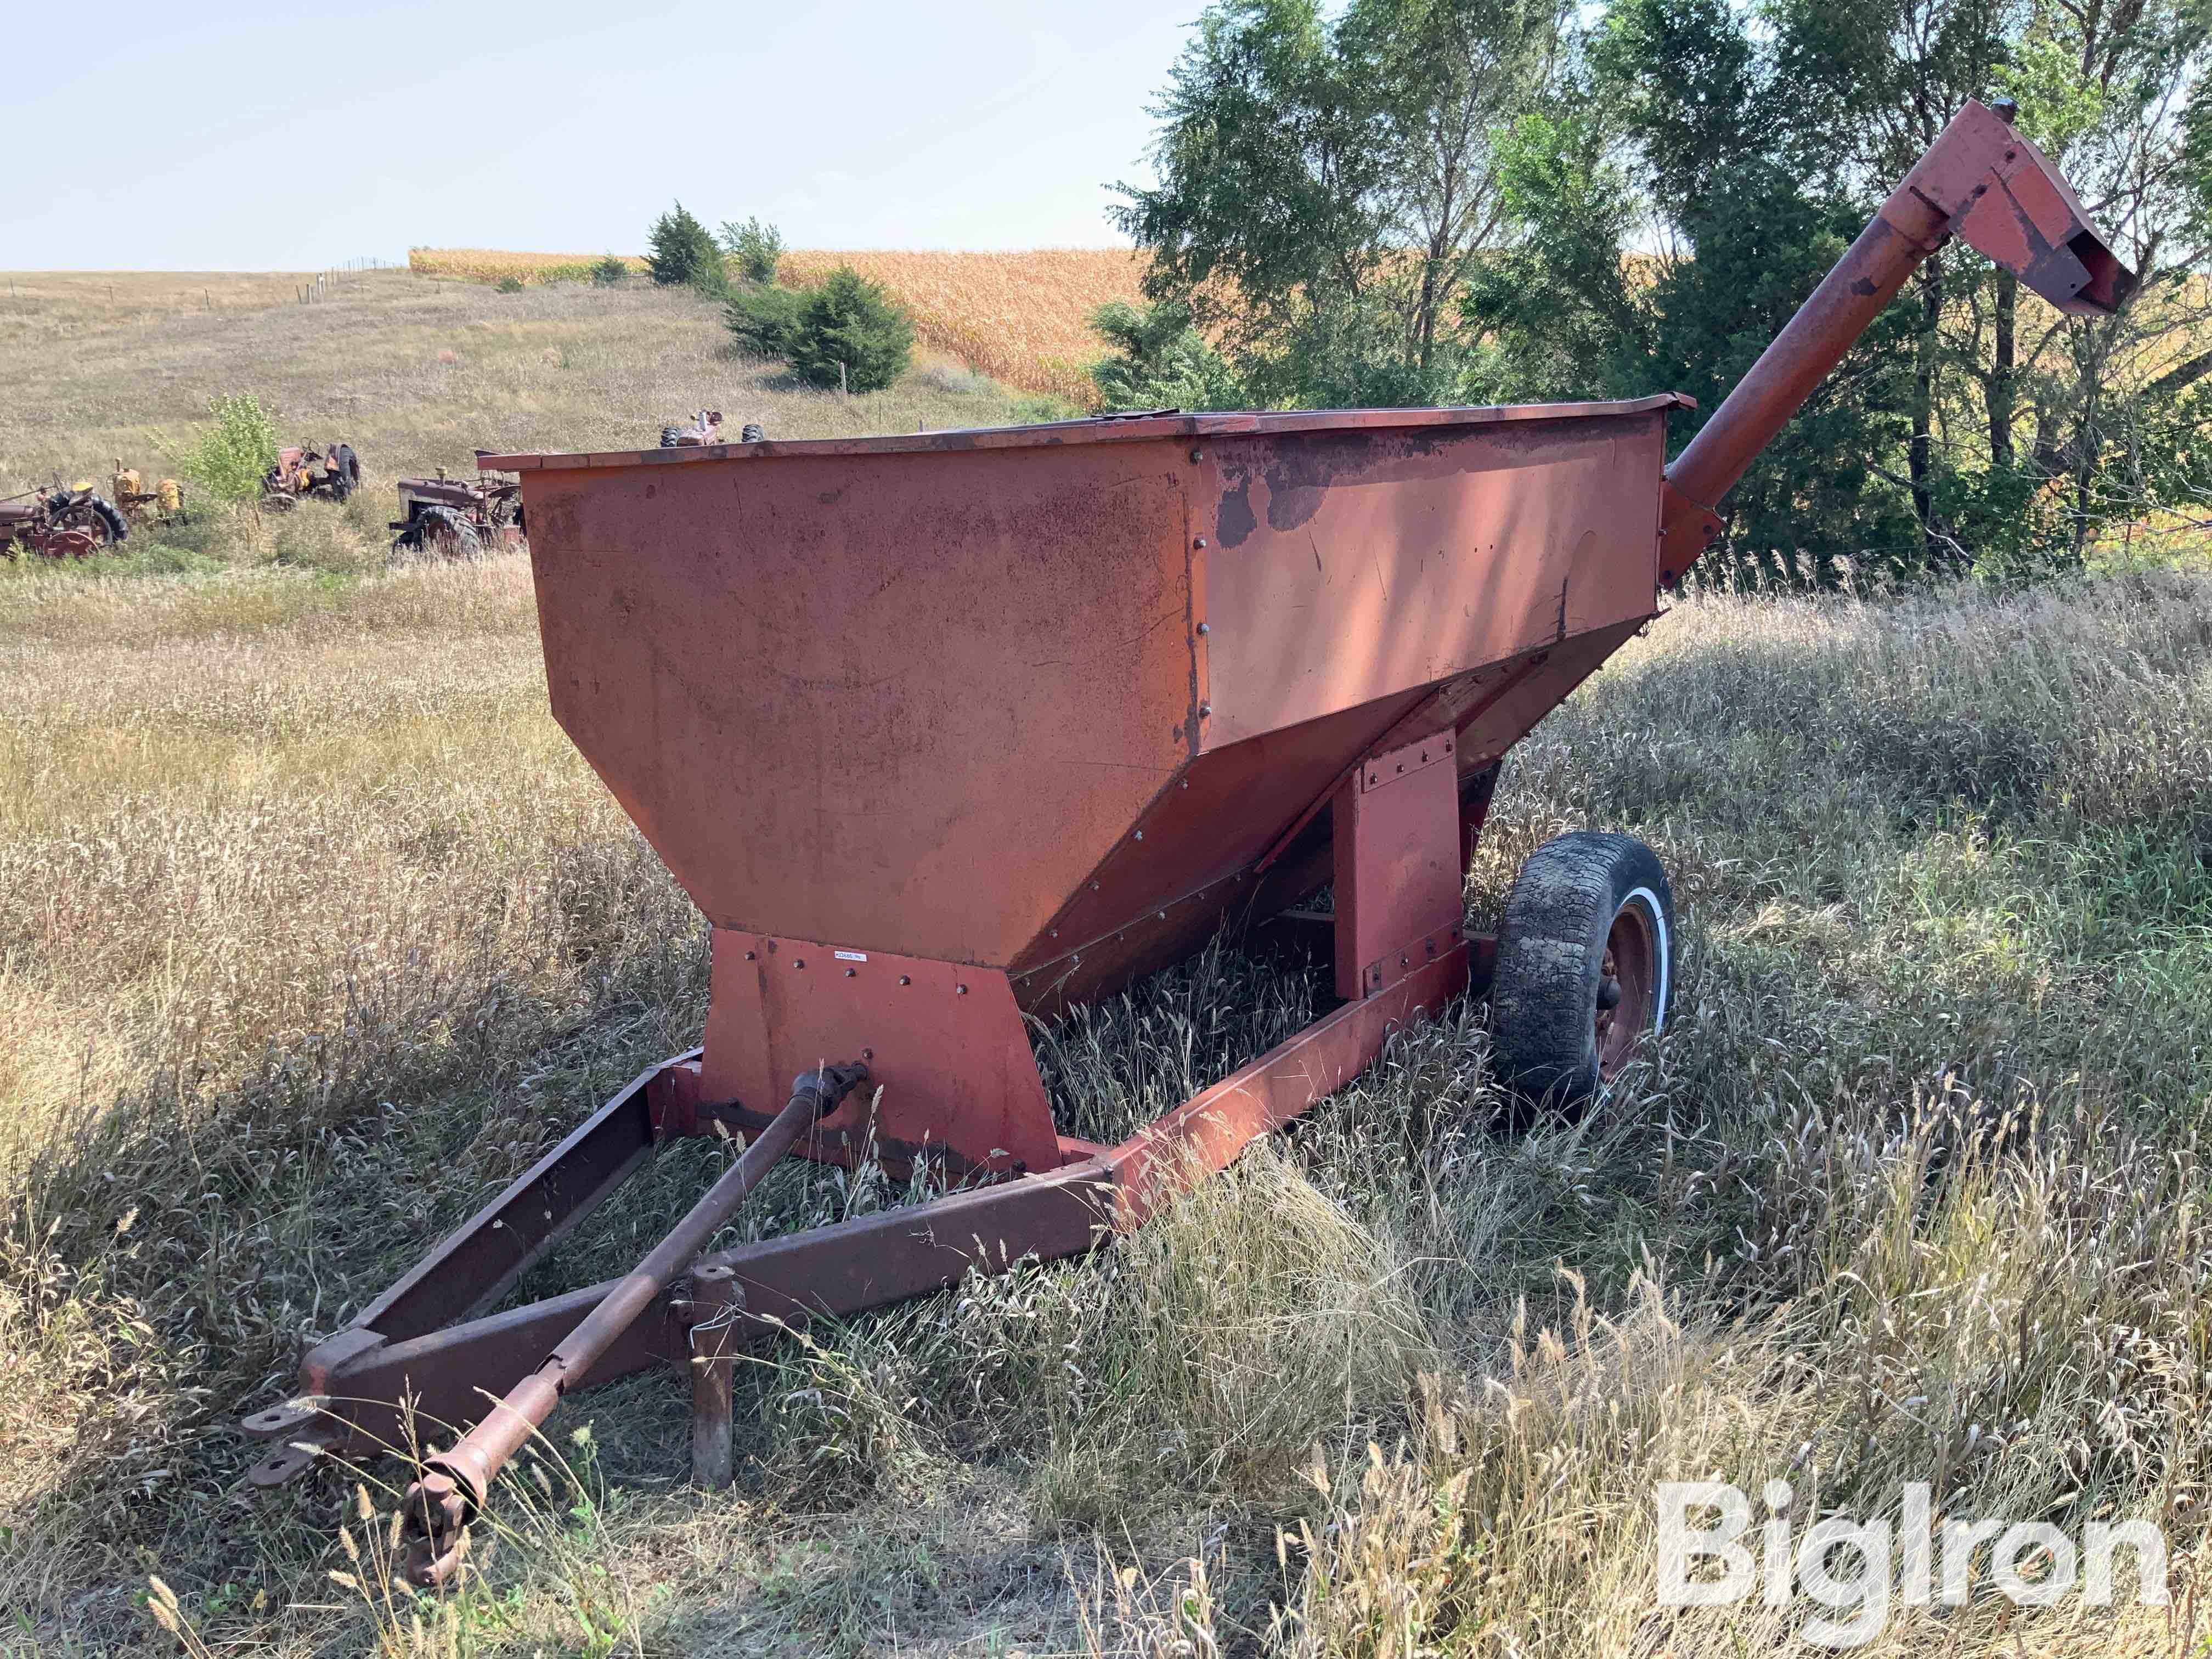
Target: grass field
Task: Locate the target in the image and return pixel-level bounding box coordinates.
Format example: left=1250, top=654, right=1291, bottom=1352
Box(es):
left=409, top=246, right=1147, bottom=402
left=0, top=269, right=1037, bottom=515
left=1, top=272, right=2209, bottom=1656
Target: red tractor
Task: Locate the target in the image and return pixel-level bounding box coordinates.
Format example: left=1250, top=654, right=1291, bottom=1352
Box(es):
left=388, top=466, right=524, bottom=560
left=0, top=484, right=129, bottom=558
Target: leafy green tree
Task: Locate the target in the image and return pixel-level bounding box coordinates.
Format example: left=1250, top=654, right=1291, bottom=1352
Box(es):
left=786, top=268, right=914, bottom=392
left=725, top=282, right=804, bottom=359
left=591, top=253, right=629, bottom=286
left=727, top=269, right=914, bottom=392
left=719, top=217, right=786, bottom=284
left=1088, top=301, right=1248, bottom=410
left=174, top=393, right=280, bottom=505
left=645, top=201, right=721, bottom=287
left=1470, top=0, right=1923, bottom=576
left=1114, top=0, right=1566, bottom=406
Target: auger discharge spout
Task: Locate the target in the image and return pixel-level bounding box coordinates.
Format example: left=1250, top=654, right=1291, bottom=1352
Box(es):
left=1657, top=98, right=2136, bottom=582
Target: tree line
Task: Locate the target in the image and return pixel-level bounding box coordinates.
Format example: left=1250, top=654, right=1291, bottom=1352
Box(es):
left=1096, top=0, right=2210, bottom=582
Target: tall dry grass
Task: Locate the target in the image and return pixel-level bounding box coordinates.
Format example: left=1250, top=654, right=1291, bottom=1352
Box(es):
left=5, top=246, right=2210, bottom=1658
left=0, top=272, right=336, bottom=352
left=407, top=249, right=645, bottom=285
left=3, top=556, right=2209, bottom=1654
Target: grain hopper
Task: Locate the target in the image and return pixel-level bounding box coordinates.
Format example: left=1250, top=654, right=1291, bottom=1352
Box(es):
left=236, top=101, right=2132, bottom=1584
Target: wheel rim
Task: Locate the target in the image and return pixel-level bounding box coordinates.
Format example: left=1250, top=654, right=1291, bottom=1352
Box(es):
left=1594, top=897, right=1658, bottom=1077
left=50, top=514, right=105, bottom=556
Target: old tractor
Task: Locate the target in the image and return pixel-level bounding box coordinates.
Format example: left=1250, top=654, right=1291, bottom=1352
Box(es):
left=0, top=484, right=130, bottom=558
left=388, top=465, right=526, bottom=559
left=106, top=460, right=190, bottom=528
left=261, top=442, right=362, bottom=511
left=233, top=101, right=2134, bottom=1586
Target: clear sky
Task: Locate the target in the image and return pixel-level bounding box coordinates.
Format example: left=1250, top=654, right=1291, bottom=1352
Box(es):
left=4, top=1, right=1198, bottom=271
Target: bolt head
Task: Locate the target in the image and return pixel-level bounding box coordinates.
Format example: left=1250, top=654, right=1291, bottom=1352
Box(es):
left=1196, top=622, right=1210, bottom=636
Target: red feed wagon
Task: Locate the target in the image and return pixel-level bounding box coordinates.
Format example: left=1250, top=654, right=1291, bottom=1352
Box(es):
left=236, top=101, right=2132, bottom=1583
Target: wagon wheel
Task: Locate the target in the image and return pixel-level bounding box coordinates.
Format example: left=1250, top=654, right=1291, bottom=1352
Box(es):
left=261, top=490, right=298, bottom=514
left=1489, top=832, right=1673, bottom=1109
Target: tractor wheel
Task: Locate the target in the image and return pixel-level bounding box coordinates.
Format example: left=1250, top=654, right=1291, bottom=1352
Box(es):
left=331, top=444, right=360, bottom=499
left=400, top=505, right=479, bottom=561
left=659, top=427, right=682, bottom=448
left=1489, top=832, right=1673, bottom=1109
left=54, top=494, right=127, bottom=552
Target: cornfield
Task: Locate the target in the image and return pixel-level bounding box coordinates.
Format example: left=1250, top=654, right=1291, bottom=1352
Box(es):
left=777, top=249, right=1147, bottom=402
left=408, top=246, right=1149, bottom=402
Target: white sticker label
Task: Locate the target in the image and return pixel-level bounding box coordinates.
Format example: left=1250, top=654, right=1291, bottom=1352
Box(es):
left=833, top=950, right=868, bottom=962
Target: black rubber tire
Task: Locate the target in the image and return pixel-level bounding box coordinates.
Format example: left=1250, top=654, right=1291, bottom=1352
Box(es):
left=659, top=427, right=681, bottom=448
left=740, top=423, right=765, bottom=443
left=58, top=494, right=128, bottom=549
left=331, top=444, right=360, bottom=499
left=1490, top=831, right=1674, bottom=1108
left=392, top=504, right=478, bottom=561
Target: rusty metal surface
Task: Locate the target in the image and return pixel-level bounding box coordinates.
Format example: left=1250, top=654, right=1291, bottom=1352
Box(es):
left=523, top=442, right=1197, bottom=969
left=1197, top=412, right=1671, bottom=747
left=1008, top=689, right=1430, bottom=1015
left=347, top=1056, right=663, bottom=1344
left=699, top=932, right=1062, bottom=1176
left=279, top=921, right=1469, bottom=1481
left=1660, top=99, right=2135, bottom=580
left=515, top=399, right=1683, bottom=1012
left=682, top=1264, right=741, bottom=1489
left=1330, top=734, right=1465, bottom=1000
left=476, top=396, right=1691, bottom=472
left=290, top=1156, right=1118, bottom=1466
left=402, top=1068, right=855, bottom=1582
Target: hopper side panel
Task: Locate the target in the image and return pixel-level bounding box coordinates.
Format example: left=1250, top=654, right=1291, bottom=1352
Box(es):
left=1200, top=414, right=1665, bottom=746
left=523, top=445, right=1196, bottom=966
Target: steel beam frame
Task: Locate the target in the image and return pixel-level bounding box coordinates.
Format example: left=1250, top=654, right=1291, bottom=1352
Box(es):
left=243, top=757, right=1494, bottom=1491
